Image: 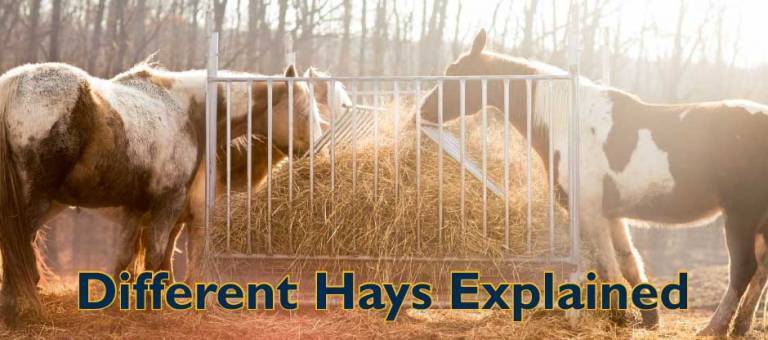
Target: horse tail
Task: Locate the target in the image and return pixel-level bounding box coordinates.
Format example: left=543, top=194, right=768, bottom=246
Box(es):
left=0, top=75, right=41, bottom=318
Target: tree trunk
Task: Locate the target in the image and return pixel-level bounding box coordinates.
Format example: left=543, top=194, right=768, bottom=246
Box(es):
left=451, top=0, right=462, bottom=58
left=25, top=0, right=42, bottom=63
left=131, top=0, right=147, bottom=63
left=87, top=0, right=106, bottom=73
left=357, top=0, right=367, bottom=76
left=337, top=0, right=352, bottom=75
left=371, top=0, right=387, bottom=75
left=520, top=0, right=539, bottom=57
left=187, top=0, right=201, bottom=69
left=213, top=0, right=227, bottom=34
left=48, top=0, right=62, bottom=61
left=271, top=0, right=288, bottom=72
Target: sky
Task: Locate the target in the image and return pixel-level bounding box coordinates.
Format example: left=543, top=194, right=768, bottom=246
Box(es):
left=246, top=0, right=768, bottom=68
left=456, top=0, right=768, bottom=67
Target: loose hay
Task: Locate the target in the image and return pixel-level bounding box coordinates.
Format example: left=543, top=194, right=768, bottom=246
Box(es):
left=212, top=103, right=572, bottom=283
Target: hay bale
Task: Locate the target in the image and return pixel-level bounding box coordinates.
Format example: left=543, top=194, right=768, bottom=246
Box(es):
left=212, top=104, right=571, bottom=263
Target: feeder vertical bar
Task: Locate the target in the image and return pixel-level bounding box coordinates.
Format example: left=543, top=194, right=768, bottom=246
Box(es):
left=415, top=81, right=422, bottom=249
left=503, top=79, right=511, bottom=250
left=438, top=81, right=444, bottom=245
left=373, top=81, right=380, bottom=197
left=225, top=83, right=232, bottom=252
left=246, top=82, right=253, bottom=254
left=459, top=80, right=466, bottom=239
left=308, top=81, right=315, bottom=212
left=329, top=80, right=336, bottom=191
left=481, top=79, right=488, bottom=241
left=568, top=1, right=582, bottom=269
left=204, top=31, right=218, bottom=258
left=267, top=79, right=273, bottom=254
left=526, top=79, right=533, bottom=254
left=288, top=79, right=294, bottom=250
left=569, top=67, right=581, bottom=267
left=394, top=81, right=400, bottom=197
left=548, top=82, right=556, bottom=257
left=351, top=81, right=358, bottom=194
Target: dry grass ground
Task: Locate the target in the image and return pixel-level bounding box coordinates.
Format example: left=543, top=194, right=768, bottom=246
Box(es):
left=3, top=266, right=766, bottom=339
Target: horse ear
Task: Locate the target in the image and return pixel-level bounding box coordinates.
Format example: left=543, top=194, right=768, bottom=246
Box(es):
left=470, top=29, right=487, bottom=55
left=284, top=64, right=297, bottom=77
left=304, top=67, right=319, bottom=78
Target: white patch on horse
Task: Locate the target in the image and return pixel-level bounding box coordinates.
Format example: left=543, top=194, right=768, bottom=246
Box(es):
left=2, top=64, right=86, bottom=148
left=90, top=75, right=197, bottom=194
left=724, top=99, right=768, bottom=115
left=612, top=130, right=675, bottom=205
left=554, top=84, right=614, bottom=203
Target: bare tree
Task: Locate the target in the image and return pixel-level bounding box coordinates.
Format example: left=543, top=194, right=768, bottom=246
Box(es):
left=270, top=0, right=288, bottom=71
left=337, top=0, right=352, bottom=74
left=371, top=0, right=387, bottom=75
left=48, top=0, right=63, bottom=61
left=87, top=0, right=106, bottom=73
left=357, top=0, right=367, bottom=75
left=520, top=0, right=539, bottom=57
left=187, top=0, right=202, bottom=69
left=451, top=0, right=462, bottom=58
left=25, top=0, right=42, bottom=63
left=213, top=0, right=228, bottom=34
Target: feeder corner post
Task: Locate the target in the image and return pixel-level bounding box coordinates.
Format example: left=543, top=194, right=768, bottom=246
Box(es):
left=204, top=7, right=219, bottom=261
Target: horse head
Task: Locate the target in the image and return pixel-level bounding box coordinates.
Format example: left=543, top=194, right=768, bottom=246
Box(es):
left=262, top=65, right=324, bottom=158
left=305, top=67, right=353, bottom=130
left=419, top=29, right=537, bottom=127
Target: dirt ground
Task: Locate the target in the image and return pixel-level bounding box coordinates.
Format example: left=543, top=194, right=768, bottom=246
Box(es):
left=2, top=265, right=766, bottom=339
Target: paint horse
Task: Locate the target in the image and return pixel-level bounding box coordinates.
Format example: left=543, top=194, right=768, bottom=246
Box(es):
left=420, top=29, right=768, bottom=336
left=0, top=62, right=319, bottom=325
left=158, top=67, right=351, bottom=282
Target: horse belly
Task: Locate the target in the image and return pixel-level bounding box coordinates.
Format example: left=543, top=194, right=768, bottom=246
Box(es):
left=56, top=150, right=151, bottom=208
left=609, top=130, right=719, bottom=223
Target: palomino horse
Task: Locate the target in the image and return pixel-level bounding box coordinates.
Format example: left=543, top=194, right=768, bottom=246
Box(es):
left=420, top=29, right=768, bottom=336
left=155, top=68, right=350, bottom=282
left=0, top=62, right=319, bottom=325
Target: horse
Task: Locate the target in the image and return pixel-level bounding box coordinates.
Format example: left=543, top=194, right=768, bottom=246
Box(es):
left=152, top=68, right=350, bottom=283
left=420, top=29, right=768, bottom=336
left=0, top=61, right=319, bottom=325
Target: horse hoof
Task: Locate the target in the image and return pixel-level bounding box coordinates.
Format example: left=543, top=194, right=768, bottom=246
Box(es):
left=607, top=309, right=633, bottom=326
left=640, top=310, right=659, bottom=329
left=1, top=306, right=19, bottom=328
left=730, top=322, right=751, bottom=337
left=697, top=326, right=727, bottom=337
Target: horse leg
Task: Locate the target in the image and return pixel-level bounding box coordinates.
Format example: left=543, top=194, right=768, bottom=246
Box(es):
left=184, top=219, right=206, bottom=284
left=110, top=209, right=143, bottom=279
left=731, top=231, right=768, bottom=336
left=609, top=218, right=658, bottom=329
left=699, top=213, right=758, bottom=336
left=0, top=200, right=50, bottom=327
left=142, top=191, right=187, bottom=275
left=158, top=221, right=185, bottom=281
left=184, top=177, right=206, bottom=283
left=581, top=214, right=623, bottom=281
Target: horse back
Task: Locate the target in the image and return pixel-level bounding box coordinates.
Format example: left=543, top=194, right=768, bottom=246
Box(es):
left=2, top=63, right=198, bottom=210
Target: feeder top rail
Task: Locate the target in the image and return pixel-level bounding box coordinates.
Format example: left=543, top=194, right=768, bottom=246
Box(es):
left=208, top=74, right=574, bottom=83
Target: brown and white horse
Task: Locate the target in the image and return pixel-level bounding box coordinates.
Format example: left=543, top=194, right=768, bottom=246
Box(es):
left=420, top=29, right=768, bottom=336
left=156, top=68, right=350, bottom=282
left=0, top=62, right=320, bottom=325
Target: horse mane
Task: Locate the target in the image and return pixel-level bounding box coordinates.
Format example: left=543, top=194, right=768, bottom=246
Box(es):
left=110, top=53, right=164, bottom=82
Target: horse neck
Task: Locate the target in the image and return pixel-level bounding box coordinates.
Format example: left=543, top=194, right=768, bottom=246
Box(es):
left=486, top=81, right=564, bottom=174
left=243, top=81, right=290, bottom=137
left=216, top=137, right=287, bottom=191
